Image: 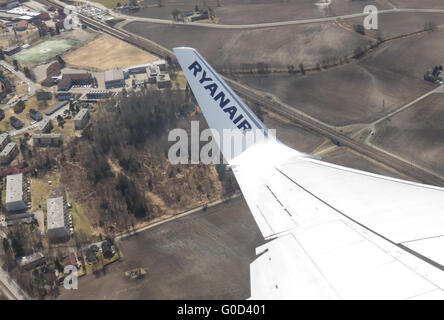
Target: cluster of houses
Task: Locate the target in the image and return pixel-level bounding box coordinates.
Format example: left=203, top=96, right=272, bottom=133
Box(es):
left=0, top=0, right=68, bottom=47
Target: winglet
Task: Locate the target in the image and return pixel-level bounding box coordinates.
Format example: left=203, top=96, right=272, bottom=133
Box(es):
left=174, top=47, right=273, bottom=162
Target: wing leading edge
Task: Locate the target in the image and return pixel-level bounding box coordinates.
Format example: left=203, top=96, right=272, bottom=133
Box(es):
left=175, top=47, right=444, bottom=299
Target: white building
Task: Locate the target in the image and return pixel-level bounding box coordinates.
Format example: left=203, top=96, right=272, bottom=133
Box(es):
left=104, top=68, right=125, bottom=89
left=0, top=142, right=18, bottom=165
left=33, top=133, right=62, bottom=147
left=47, top=196, right=70, bottom=241
left=74, top=108, right=90, bottom=130
left=5, top=173, right=28, bottom=212
left=34, top=118, right=52, bottom=133
left=0, top=133, right=10, bottom=151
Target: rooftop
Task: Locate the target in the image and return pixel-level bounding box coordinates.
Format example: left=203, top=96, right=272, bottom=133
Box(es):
left=33, top=133, right=61, bottom=139
left=16, top=252, right=44, bottom=267
left=74, top=108, right=89, bottom=121
left=6, top=172, right=24, bottom=204
left=1, top=142, right=16, bottom=156
left=35, top=118, right=51, bottom=131
left=58, top=73, right=92, bottom=88
left=0, top=132, right=9, bottom=145
left=47, top=196, right=65, bottom=230
left=104, top=69, right=124, bottom=82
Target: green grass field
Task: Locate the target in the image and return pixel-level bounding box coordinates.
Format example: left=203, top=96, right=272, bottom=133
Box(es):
left=14, top=38, right=81, bottom=65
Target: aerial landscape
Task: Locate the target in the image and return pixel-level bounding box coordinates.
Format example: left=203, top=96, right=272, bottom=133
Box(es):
left=0, top=0, right=444, bottom=303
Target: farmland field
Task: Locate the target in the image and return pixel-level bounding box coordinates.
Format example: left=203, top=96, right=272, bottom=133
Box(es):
left=63, top=35, right=159, bottom=70
left=129, top=0, right=392, bottom=24
left=234, top=29, right=444, bottom=126
left=372, top=93, right=444, bottom=176
left=124, top=21, right=372, bottom=69
left=321, top=146, right=413, bottom=181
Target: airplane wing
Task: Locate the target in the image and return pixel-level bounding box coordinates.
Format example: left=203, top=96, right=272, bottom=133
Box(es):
left=174, top=47, right=444, bottom=300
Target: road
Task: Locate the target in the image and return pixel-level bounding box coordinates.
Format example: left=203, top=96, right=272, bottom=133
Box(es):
left=115, top=192, right=241, bottom=241
left=0, top=263, right=31, bottom=300
left=115, top=8, right=444, bottom=30
left=0, top=60, right=37, bottom=97
left=41, top=0, right=444, bottom=30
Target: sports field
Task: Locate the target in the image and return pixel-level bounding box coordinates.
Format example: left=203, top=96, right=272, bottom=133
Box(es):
left=14, top=38, right=81, bottom=65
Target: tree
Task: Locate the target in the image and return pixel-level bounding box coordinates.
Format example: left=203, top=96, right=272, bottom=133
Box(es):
left=353, top=24, right=365, bottom=35
left=56, top=55, right=66, bottom=68
left=299, top=63, right=305, bottom=75
left=12, top=59, right=19, bottom=71
left=424, top=21, right=437, bottom=32
left=171, top=9, right=181, bottom=21
left=2, top=238, right=10, bottom=252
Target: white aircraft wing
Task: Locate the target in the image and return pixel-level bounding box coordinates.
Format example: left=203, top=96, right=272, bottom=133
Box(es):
left=174, top=47, right=444, bottom=300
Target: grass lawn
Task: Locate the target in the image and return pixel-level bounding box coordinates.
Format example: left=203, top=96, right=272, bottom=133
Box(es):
left=14, top=38, right=81, bottom=65
left=71, top=202, right=93, bottom=236
left=30, top=171, right=61, bottom=211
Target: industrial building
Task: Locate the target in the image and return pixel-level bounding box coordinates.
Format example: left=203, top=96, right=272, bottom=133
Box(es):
left=0, top=133, right=10, bottom=151
left=3, top=45, right=20, bottom=56
left=85, top=90, right=111, bottom=100
left=132, top=73, right=149, bottom=87
left=0, top=142, right=18, bottom=165
left=47, top=196, right=70, bottom=241
left=34, top=118, right=52, bottom=133
left=58, top=73, right=95, bottom=91
left=5, top=173, right=28, bottom=212
left=33, top=133, right=62, bottom=147
left=152, top=60, right=166, bottom=71
left=74, top=108, right=90, bottom=130
left=104, top=68, right=125, bottom=89
left=45, top=101, right=68, bottom=116
left=157, top=73, right=172, bottom=88
left=56, top=93, right=73, bottom=101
